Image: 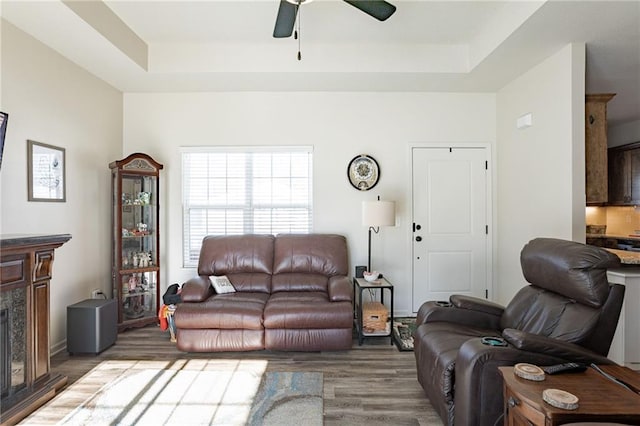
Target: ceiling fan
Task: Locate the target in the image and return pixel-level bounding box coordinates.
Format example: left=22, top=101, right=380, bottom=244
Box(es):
left=273, top=0, right=397, bottom=38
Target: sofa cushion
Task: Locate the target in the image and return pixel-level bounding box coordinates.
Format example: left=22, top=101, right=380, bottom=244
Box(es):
left=174, top=292, right=269, bottom=330
left=177, top=329, right=264, bottom=352
left=273, top=234, right=348, bottom=277
left=224, top=272, right=271, bottom=293
left=263, top=292, right=353, bottom=329
left=272, top=273, right=328, bottom=293
left=197, top=234, right=274, bottom=278
left=265, top=328, right=352, bottom=351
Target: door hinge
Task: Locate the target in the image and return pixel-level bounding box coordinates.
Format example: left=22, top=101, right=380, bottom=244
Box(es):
left=485, top=289, right=488, bottom=299
left=413, top=222, right=416, bottom=232
left=485, top=225, right=488, bottom=234
left=485, top=160, right=488, bottom=170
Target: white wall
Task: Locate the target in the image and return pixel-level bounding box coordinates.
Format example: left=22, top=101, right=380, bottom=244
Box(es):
left=123, top=92, right=496, bottom=316
left=495, top=43, right=586, bottom=304
left=0, top=21, right=122, bottom=352
left=0, top=5, right=3, bottom=106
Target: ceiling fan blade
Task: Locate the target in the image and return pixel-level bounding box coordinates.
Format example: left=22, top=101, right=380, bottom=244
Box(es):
left=343, top=0, right=396, bottom=21
left=273, top=0, right=299, bottom=38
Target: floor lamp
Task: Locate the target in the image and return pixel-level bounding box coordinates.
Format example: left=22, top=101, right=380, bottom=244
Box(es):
left=362, top=197, right=396, bottom=272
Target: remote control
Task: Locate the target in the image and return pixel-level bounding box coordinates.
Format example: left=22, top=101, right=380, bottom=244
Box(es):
left=542, top=362, right=587, bottom=375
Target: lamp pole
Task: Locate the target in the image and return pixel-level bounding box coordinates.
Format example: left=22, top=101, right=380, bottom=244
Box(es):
left=368, top=226, right=372, bottom=272
left=368, top=226, right=379, bottom=272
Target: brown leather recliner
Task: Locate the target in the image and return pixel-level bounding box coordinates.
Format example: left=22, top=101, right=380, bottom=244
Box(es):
left=413, top=238, right=624, bottom=426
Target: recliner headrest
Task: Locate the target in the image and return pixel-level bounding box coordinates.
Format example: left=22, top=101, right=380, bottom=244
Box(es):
left=520, top=238, right=620, bottom=308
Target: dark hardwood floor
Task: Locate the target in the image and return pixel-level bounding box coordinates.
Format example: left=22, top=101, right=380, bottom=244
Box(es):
left=48, top=325, right=442, bottom=426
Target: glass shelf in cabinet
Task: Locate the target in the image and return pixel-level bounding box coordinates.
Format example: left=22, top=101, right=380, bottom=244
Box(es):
left=121, top=233, right=154, bottom=239
left=122, top=291, right=153, bottom=299
left=122, top=203, right=156, bottom=208
left=119, top=266, right=159, bottom=273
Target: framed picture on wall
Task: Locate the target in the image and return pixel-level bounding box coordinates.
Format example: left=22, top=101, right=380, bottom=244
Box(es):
left=28, top=140, right=66, bottom=202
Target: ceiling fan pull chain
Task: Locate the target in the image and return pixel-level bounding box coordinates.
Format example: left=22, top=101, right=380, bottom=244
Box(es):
left=297, top=3, right=302, bottom=60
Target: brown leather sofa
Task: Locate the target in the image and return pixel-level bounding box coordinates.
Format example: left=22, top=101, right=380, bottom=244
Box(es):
left=174, top=233, right=353, bottom=352
left=414, top=238, right=624, bottom=426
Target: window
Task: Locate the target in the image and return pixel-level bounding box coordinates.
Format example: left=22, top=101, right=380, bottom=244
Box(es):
left=182, top=146, right=313, bottom=267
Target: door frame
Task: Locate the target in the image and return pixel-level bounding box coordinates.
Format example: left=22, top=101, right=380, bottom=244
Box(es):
left=408, top=142, right=495, bottom=310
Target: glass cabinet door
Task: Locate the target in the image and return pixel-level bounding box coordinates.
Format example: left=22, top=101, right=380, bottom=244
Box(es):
left=110, top=154, right=163, bottom=331
left=120, top=175, right=157, bottom=321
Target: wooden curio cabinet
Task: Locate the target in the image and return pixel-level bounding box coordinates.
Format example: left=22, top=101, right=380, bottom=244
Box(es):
left=109, top=153, right=163, bottom=332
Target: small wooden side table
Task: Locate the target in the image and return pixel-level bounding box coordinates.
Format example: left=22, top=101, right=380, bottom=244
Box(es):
left=353, top=277, right=394, bottom=345
left=499, top=365, right=640, bottom=425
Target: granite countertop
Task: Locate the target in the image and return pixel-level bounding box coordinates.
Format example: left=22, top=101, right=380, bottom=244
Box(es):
left=606, top=248, right=640, bottom=265
left=587, top=233, right=640, bottom=240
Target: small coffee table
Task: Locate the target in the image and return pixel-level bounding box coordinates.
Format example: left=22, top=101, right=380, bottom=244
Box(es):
left=499, top=365, right=640, bottom=425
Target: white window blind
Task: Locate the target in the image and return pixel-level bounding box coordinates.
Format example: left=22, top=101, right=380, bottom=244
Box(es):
left=182, top=147, right=313, bottom=267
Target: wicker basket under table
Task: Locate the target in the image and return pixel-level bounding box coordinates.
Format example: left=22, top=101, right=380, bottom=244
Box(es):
left=362, top=302, right=389, bottom=333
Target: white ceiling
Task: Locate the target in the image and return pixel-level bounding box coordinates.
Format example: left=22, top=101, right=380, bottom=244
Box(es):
left=2, top=0, right=639, bottom=126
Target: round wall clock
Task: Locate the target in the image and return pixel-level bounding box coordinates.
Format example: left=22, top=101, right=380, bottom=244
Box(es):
left=347, top=154, right=380, bottom=191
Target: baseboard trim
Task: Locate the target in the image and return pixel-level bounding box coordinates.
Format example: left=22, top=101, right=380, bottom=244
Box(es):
left=51, top=339, right=67, bottom=356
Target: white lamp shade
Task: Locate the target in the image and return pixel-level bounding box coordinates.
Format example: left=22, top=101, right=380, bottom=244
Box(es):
left=362, top=201, right=396, bottom=227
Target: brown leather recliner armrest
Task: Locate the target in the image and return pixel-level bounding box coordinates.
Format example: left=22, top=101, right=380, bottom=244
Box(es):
left=501, top=328, right=615, bottom=365
left=450, top=295, right=505, bottom=317
left=328, top=276, right=352, bottom=302
left=416, top=298, right=503, bottom=330
left=180, top=275, right=214, bottom=302
left=453, top=337, right=585, bottom=426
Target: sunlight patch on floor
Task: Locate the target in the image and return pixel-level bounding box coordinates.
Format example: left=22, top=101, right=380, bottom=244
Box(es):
left=30, top=359, right=268, bottom=425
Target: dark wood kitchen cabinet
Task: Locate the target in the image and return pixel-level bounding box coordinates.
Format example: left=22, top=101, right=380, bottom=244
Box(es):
left=608, top=142, right=640, bottom=205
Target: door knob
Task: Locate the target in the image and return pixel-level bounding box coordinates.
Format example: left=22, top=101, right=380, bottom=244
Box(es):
left=416, top=236, right=422, bottom=242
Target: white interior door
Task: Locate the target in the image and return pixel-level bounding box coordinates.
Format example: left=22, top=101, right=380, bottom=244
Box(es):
left=412, top=146, right=489, bottom=312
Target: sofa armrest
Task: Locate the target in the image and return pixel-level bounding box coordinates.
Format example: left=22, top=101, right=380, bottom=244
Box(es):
left=416, top=297, right=503, bottom=330
left=180, top=275, right=214, bottom=302
left=501, top=328, right=614, bottom=365
left=328, top=276, right=352, bottom=302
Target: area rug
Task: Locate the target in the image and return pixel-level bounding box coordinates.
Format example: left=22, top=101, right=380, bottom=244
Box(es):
left=20, top=359, right=322, bottom=425
left=392, top=317, right=417, bottom=351
left=248, top=371, right=322, bottom=426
